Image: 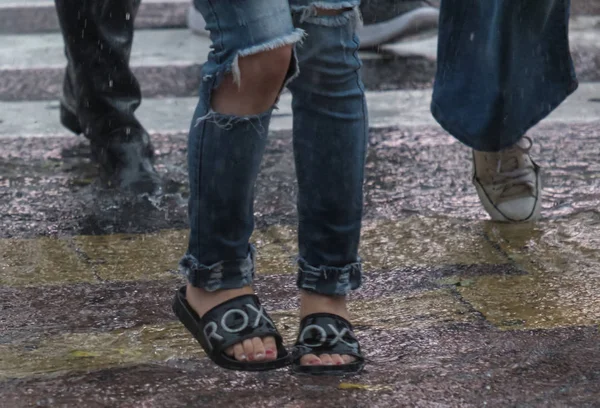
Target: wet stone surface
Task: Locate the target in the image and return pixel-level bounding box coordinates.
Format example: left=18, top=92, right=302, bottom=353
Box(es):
left=1, top=120, right=600, bottom=405
left=1, top=324, right=598, bottom=407
left=2, top=124, right=600, bottom=238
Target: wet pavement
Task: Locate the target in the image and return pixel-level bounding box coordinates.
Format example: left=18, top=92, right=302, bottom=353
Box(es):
left=2, top=121, right=600, bottom=406
left=2, top=3, right=600, bottom=407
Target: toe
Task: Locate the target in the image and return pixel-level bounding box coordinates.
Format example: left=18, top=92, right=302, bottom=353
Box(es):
left=262, top=336, right=278, bottom=361
left=342, top=355, right=355, bottom=364
left=300, top=353, right=321, bottom=366
left=330, top=354, right=344, bottom=365
left=243, top=339, right=255, bottom=361
left=233, top=343, right=247, bottom=362
left=319, top=354, right=334, bottom=366
left=252, top=337, right=266, bottom=361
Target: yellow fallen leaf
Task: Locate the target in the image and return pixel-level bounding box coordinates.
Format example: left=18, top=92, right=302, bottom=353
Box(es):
left=338, top=383, right=392, bottom=392
left=69, top=350, right=100, bottom=358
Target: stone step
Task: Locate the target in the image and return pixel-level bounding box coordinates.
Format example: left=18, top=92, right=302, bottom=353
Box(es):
left=0, top=0, right=189, bottom=34
left=2, top=0, right=599, bottom=34
left=0, top=28, right=394, bottom=101
left=2, top=14, right=600, bottom=102
left=384, top=16, right=600, bottom=61
left=1, top=83, right=599, bottom=139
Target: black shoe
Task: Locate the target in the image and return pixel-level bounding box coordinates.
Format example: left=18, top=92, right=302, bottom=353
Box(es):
left=91, top=131, right=161, bottom=194
left=358, top=0, right=440, bottom=48
left=61, top=103, right=161, bottom=194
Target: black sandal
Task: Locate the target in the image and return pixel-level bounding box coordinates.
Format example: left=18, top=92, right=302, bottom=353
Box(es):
left=291, top=313, right=364, bottom=375
left=172, top=286, right=290, bottom=371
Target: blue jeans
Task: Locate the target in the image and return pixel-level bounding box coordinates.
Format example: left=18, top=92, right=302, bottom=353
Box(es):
left=432, top=0, right=578, bottom=152
left=179, top=0, right=367, bottom=296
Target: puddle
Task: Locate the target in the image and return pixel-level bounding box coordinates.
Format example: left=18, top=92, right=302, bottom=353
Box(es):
left=455, top=213, right=600, bottom=329
left=0, top=238, right=93, bottom=286
left=0, top=217, right=506, bottom=286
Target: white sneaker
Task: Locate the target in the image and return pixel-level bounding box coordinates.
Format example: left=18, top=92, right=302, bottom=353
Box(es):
left=472, top=136, right=542, bottom=222
left=187, top=5, right=209, bottom=36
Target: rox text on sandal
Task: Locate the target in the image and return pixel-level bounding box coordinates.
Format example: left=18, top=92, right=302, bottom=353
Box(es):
left=203, top=303, right=275, bottom=351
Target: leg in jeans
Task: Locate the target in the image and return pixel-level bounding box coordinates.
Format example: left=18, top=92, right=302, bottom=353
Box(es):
left=54, top=0, right=159, bottom=193
left=431, top=0, right=577, bottom=221
left=179, top=0, right=304, bottom=363
left=289, top=0, right=368, bottom=366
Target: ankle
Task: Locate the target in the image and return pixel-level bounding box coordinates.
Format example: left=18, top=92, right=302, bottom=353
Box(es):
left=299, top=290, right=349, bottom=320
left=186, top=284, right=254, bottom=316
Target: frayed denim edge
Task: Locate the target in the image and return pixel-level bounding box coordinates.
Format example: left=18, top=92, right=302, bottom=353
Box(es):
left=296, top=257, right=363, bottom=296
left=179, top=247, right=256, bottom=292
left=193, top=28, right=305, bottom=129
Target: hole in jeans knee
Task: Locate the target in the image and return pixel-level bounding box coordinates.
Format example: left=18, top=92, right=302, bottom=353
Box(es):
left=314, top=7, right=353, bottom=16
left=211, top=45, right=294, bottom=116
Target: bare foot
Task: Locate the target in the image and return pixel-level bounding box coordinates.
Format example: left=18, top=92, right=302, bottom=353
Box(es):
left=185, top=284, right=277, bottom=363
left=299, top=290, right=356, bottom=366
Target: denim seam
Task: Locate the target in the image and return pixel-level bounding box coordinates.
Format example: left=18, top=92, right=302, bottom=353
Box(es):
left=206, top=0, right=223, bottom=65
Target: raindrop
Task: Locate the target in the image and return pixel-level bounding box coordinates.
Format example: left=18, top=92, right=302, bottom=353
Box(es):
left=126, top=13, right=131, bottom=20
left=109, top=80, right=113, bottom=88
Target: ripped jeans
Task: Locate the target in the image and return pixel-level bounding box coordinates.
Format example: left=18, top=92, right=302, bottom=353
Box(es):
left=179, top=0, right=367, bottom=296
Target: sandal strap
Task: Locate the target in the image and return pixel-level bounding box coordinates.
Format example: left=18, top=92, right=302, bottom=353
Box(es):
left=293, top=313, right=362, bottom=360
left=200, top=294, right=282, bottom=353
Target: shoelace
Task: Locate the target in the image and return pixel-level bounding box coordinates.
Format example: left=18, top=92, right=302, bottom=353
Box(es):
left=489, top=136, right=536, bottom=200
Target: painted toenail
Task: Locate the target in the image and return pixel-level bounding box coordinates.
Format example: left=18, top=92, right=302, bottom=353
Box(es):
left=265, top=350, right=274, bottom=356
left=310, top=360, right=320, bottom=365
left=336, top=362, right=343, bottom=365
left=247, top=354, right=254, bottom=361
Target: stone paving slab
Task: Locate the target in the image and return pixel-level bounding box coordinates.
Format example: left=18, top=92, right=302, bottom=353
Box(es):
left=0, top=0, right=189, bottom=34
left=1, top=83, right=599, bottom=138
left=1, top=324, right=598, bottom=407
left=0, top=264, right=518, bottom=340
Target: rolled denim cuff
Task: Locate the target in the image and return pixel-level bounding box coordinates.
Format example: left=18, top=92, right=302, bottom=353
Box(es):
left=179, top=246, right=256, bottom=292
left=296, top=258, right=362, bottom=296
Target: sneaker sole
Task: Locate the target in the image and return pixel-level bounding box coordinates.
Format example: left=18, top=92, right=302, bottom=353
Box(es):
left=358, top=7, right=440, bottom=49
left=474, top=168, right=542, bottom=223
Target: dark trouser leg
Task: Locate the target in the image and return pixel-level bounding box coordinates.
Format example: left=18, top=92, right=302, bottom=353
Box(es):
left=431, top=0, right=577, bottom=152
left=55, top=0, right=143, bottom=140
left=54, top=0, right=159, bottom=193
